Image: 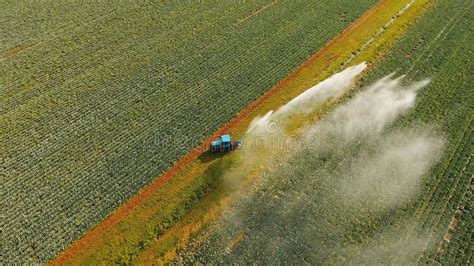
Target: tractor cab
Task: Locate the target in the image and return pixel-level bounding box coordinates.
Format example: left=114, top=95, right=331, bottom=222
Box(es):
left=210, top=134, right=240, bottom=152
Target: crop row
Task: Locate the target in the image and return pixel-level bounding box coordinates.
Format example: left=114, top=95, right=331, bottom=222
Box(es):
left=4, top=0, right=341, bottom=163
left=3, top=2, right=344, bottom=207
left=361, top=0, right=473, bottom=263
left=436, top=173, right=473, bottom=265
left=2, top=2, right=230, bottom=103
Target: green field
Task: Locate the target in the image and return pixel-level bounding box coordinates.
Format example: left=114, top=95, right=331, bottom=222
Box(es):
left=176, top=0, right=473, bottom=263
left=2, top=0, right=380, bottom=263
left=363, top=0, right=473, bottom=262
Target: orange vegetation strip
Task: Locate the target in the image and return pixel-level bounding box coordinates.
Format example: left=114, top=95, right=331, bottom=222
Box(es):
left=51, top=0, right=431, bottom=264
left=236, top=0, right=277, bottom=25
left=128, top=0, right=433, bottom=263
left=3, top=43, right=37, bottom=57
left=134, top=186, right=234, bottom=265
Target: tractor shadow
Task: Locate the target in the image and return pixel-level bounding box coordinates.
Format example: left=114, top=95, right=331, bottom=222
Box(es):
left=198, top=150, right=227, bottom=163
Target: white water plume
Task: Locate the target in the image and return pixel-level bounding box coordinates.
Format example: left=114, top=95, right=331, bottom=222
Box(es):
left=246, top=62, right=367, bottom=137
left=301, top=73, right=442, bottom=210
left=317, top=74, right=428, bottom=139
left=223, top=63, right=367, bottom=188
left=339, top=129, right=444, bottom=210
left=180, top=66, right=446, bottom=263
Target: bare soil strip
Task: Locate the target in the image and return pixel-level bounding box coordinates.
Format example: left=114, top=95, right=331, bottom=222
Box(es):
left=435, top=170, right=473, bottom=258
left=3, top=43, right=37, bottom=57
left=235, top=0, right=277, bottom=25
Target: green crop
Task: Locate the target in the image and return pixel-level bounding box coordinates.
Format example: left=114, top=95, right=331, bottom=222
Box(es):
left=363, top=0, right=473, bottom=262
left=176, top=0, right=473, bottom=263
left=2, top=0, right=378, bottom=263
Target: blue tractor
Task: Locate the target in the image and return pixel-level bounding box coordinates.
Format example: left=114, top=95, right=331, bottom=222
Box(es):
left=210, top=134, right=241, bottom=152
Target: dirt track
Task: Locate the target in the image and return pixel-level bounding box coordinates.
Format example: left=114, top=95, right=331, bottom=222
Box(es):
left=236, top=0, right=278, bottom=25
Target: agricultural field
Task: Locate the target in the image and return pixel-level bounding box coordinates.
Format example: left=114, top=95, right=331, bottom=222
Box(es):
left=2, top=0, right=472, bottom=264
left=3, top=0, right=379, bottom=263
left=50, top=0, right=433, bottom=264
left=175, top=0, right=474, bottom=263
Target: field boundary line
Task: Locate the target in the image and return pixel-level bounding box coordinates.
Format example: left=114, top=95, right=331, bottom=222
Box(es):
left=235, top=0, right=278, bottom=25
left=434, top=158, right=472, bottom=261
